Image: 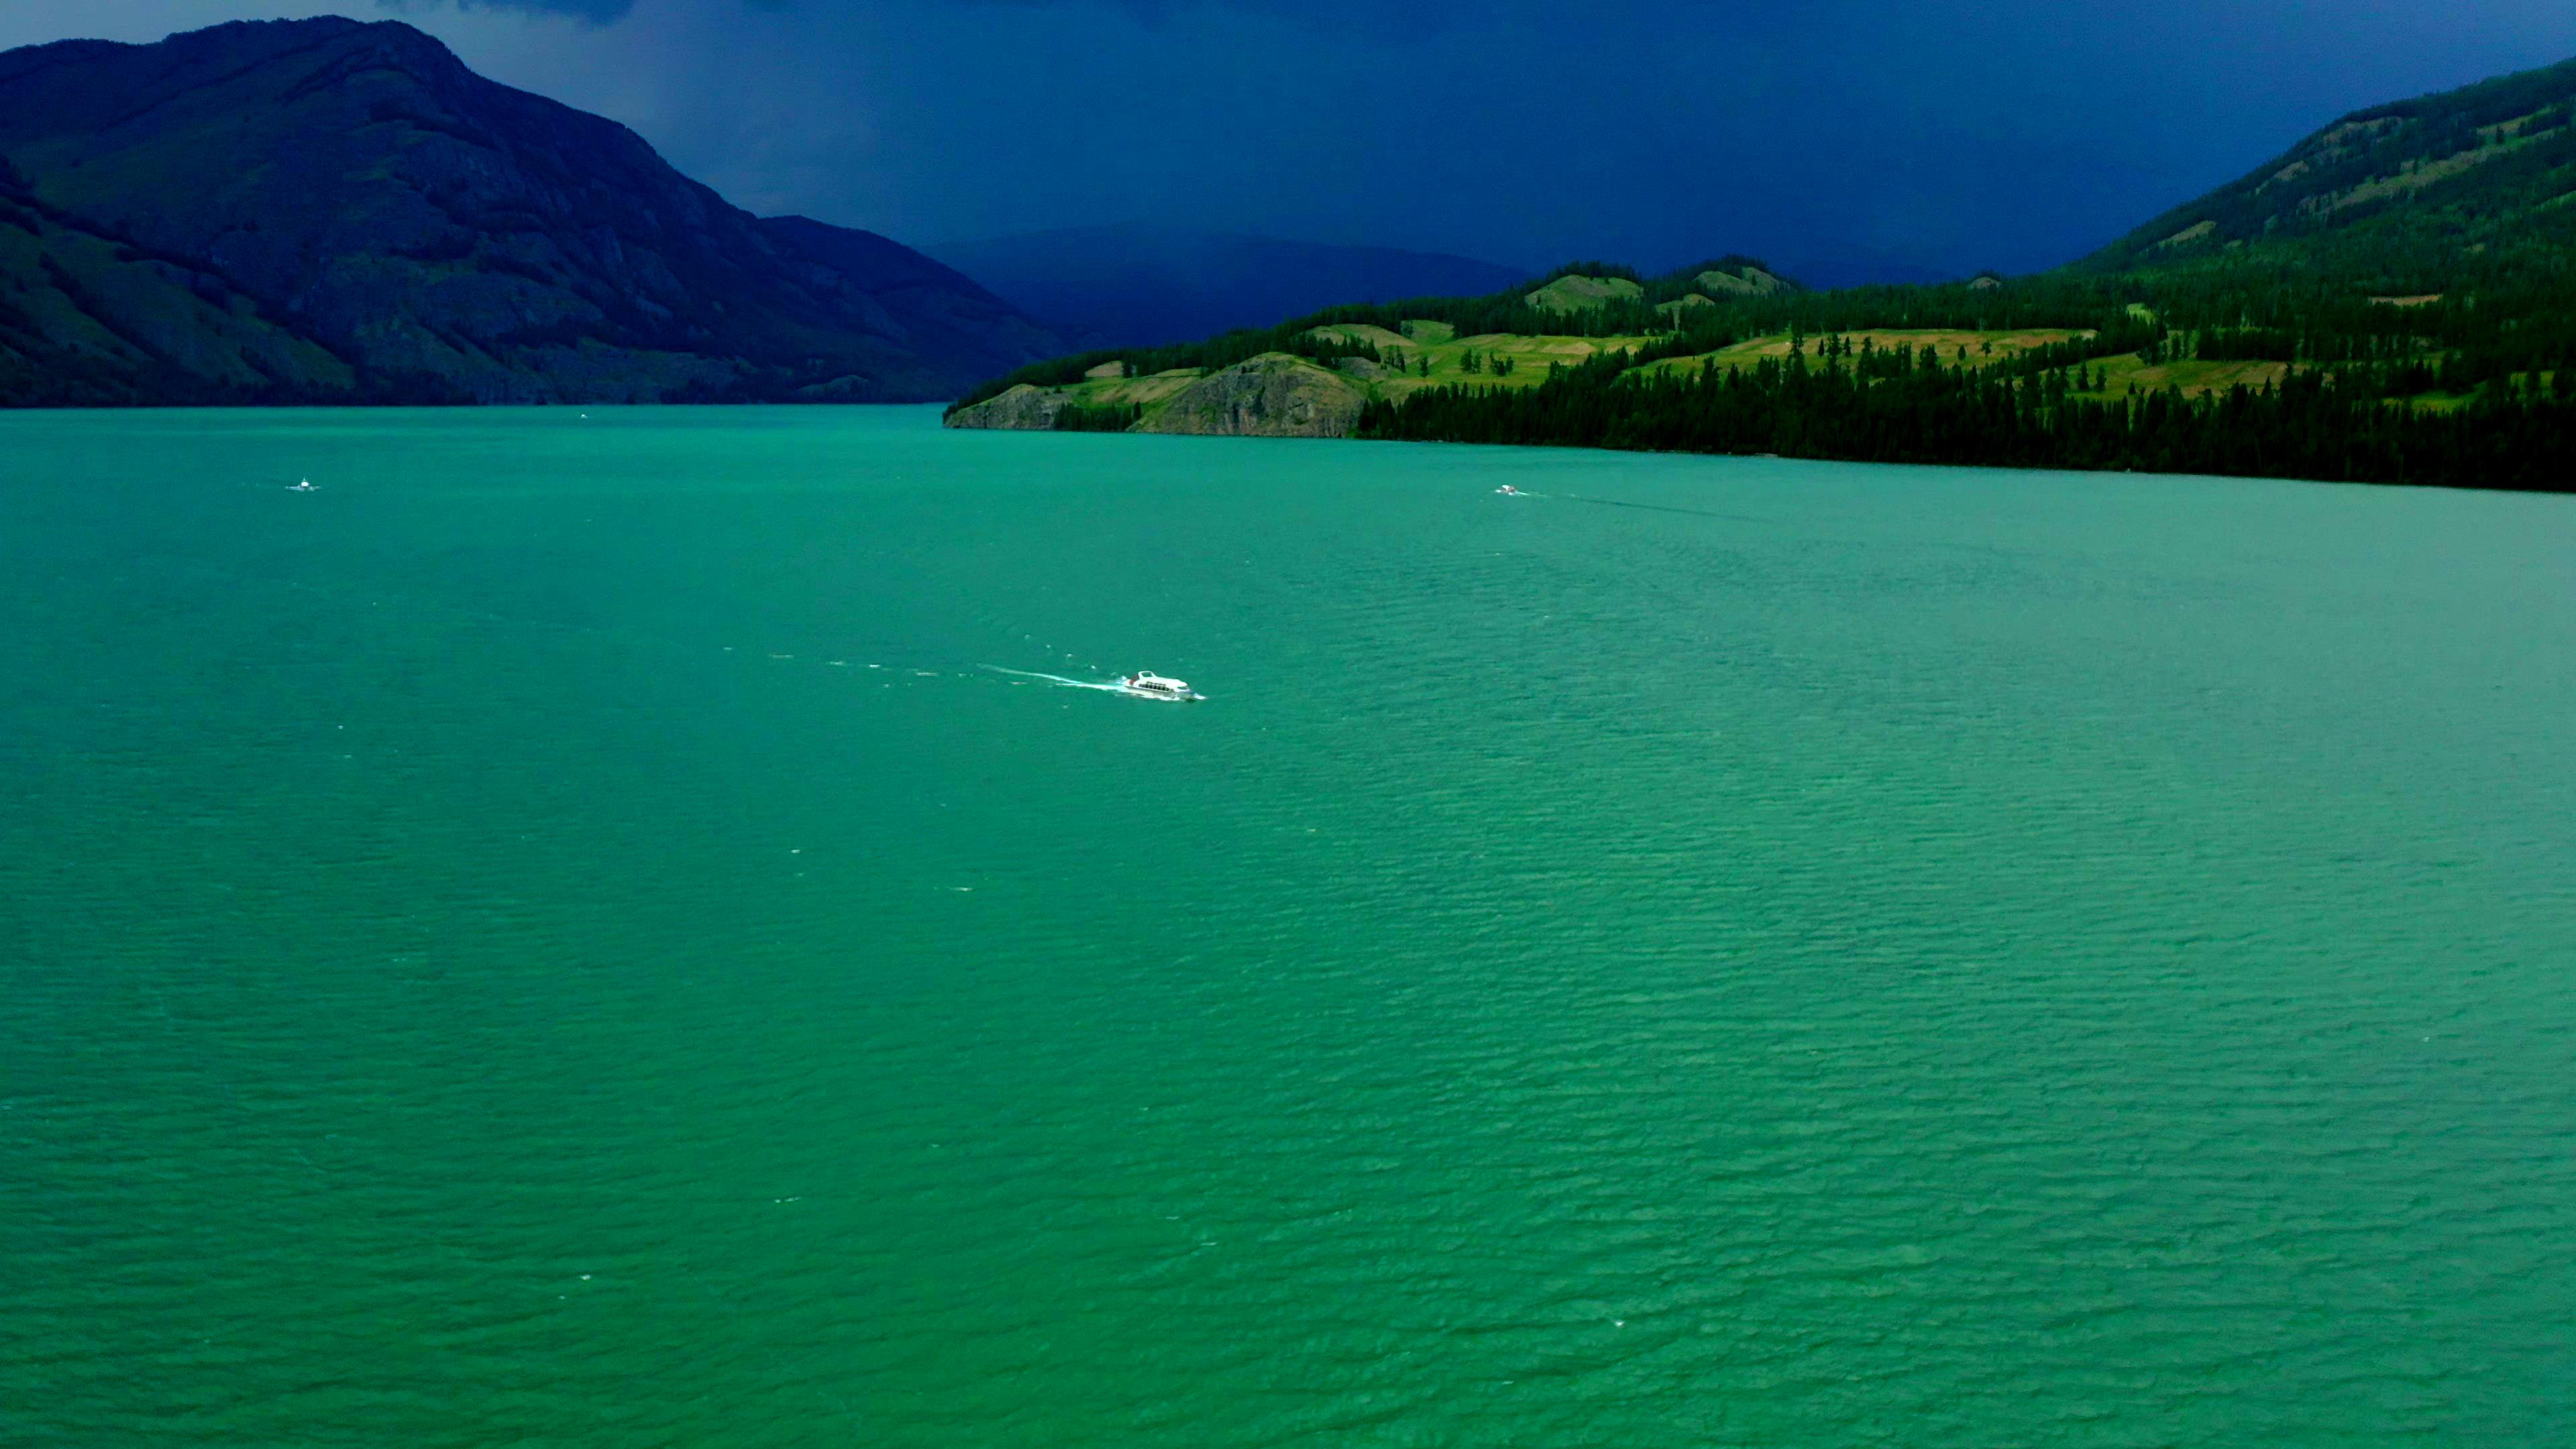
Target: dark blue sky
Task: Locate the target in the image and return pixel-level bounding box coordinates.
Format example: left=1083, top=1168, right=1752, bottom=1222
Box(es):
left=17, top=1, right=2576, bottom=278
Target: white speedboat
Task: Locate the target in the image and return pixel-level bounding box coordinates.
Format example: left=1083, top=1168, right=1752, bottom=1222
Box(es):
left=1119, top=672, right=1201, bottom=702
left=1494, top=484, right=1523, bottom=496
left=288, top=479, right=318, bottom=492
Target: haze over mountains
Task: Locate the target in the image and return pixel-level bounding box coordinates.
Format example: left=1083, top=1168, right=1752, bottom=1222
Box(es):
left=5, top=15, right=2568, bottom=415
left=926, top=230, right=1957, bottom=352
left=930, top=226, right=1529, bottom=350
left=0, top=17, right=1067, bottom=405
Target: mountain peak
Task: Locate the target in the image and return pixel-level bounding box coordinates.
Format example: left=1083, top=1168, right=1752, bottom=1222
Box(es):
left=0, top=17, right=1066, bottom=405
left=0, top=14, right=441, bottom=83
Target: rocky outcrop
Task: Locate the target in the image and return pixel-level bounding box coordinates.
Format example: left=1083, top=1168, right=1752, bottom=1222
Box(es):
left=943, top=383, right=1074, bottom=430
left=1134, top=353, right=1362, bottom=437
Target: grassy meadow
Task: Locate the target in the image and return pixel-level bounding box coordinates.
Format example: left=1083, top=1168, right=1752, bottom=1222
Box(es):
left=978, top=269, right=2504, bottom=433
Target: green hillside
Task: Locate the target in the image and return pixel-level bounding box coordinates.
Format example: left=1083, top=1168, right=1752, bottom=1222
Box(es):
left=2080, top=55, right=2576, bottom=284
left=0, top=155, right=356, bottom=404
left=948, top=58, right=2576, bottom=491
left=944, top=258, right=1794, bottom=415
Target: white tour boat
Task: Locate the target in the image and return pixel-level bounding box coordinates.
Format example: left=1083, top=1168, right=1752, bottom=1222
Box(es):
left=1119, top=672, right=1201, bottom=702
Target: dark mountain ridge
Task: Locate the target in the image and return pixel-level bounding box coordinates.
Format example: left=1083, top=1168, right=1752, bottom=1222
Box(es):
left=0, top=17, right=1065, bottom=405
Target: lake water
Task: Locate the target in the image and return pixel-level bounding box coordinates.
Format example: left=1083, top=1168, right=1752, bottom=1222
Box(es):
left=5, top=406, right=2572, bottom=1446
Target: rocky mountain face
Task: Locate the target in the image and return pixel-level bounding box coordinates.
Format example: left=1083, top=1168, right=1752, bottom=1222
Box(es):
left=0, top=17, right=1066, bottom=405
left=1132, top=354, right=1364, bottom=437
left=944, top=383, right=1080, bottom=431
left=946, top=352, right=1364, bottom=437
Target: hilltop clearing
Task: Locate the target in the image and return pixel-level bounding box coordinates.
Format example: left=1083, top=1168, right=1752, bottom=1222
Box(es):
left=1526, top=274, right=1643, bottom=312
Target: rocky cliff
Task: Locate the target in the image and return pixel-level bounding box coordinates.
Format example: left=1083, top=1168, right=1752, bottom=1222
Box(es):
left=943, top=383, right=1077, bottom=430
left=0, top=17, right=1067, bottom=405
left=1137, top=354, right=1362, bottom=436
left=943, top=352, right=1364, bottom=437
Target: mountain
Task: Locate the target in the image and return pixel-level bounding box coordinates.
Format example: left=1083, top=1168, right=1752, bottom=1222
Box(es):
left=926, top=225, right=1528, bottom=350
left=2079, top=54, right=2576, bottom=283
left=945, top=58, right=2576, bottom=492
left=0, top=17, right=1067, bottom=406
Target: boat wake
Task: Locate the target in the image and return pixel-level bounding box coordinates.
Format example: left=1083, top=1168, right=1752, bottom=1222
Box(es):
left=983, top=665, right=1204, bottom=701
left=1554, top=494, right=1764, bottom=523
left=982, top=665, right=1133, bottom=693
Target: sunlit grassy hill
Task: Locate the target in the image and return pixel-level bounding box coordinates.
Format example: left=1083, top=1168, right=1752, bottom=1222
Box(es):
left=943, top=258, right=1819, bottom=430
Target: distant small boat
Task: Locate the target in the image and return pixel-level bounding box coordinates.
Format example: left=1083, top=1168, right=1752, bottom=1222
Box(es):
left=287, top=479, right=317, bottom=492
left=1494, top=484, right=1523, bottom=496
left=1119, top=672, right=1201, bottom=702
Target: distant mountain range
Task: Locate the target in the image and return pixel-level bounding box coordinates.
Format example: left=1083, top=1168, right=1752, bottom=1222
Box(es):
left=947, top=55, right=2576, bottom=492
left=928, top=225, right=1529, bottom=350
left=0, top=17, right=1067, bottom=406
left=10, top=15, right=2568, bottom=419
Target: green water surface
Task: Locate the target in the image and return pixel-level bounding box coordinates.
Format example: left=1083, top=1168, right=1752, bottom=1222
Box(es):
left=4, top=407, right=2571, bottom=1445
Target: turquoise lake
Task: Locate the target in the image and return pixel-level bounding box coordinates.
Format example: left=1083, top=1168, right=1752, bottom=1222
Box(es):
left=5, top=405, right=2573, bottom=1445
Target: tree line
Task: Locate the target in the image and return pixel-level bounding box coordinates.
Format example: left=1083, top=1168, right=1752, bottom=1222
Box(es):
left=1358, top=342, right=2575, bottom=494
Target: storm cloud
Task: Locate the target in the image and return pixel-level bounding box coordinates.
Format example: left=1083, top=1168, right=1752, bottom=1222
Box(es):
left=11, top=1, right=2576, bottom=279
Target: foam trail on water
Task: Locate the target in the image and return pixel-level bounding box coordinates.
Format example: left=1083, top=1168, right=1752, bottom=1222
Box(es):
left=1553, top=494, right=1766, bottom=523
left=983, top=665, right=1128, bottom=692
